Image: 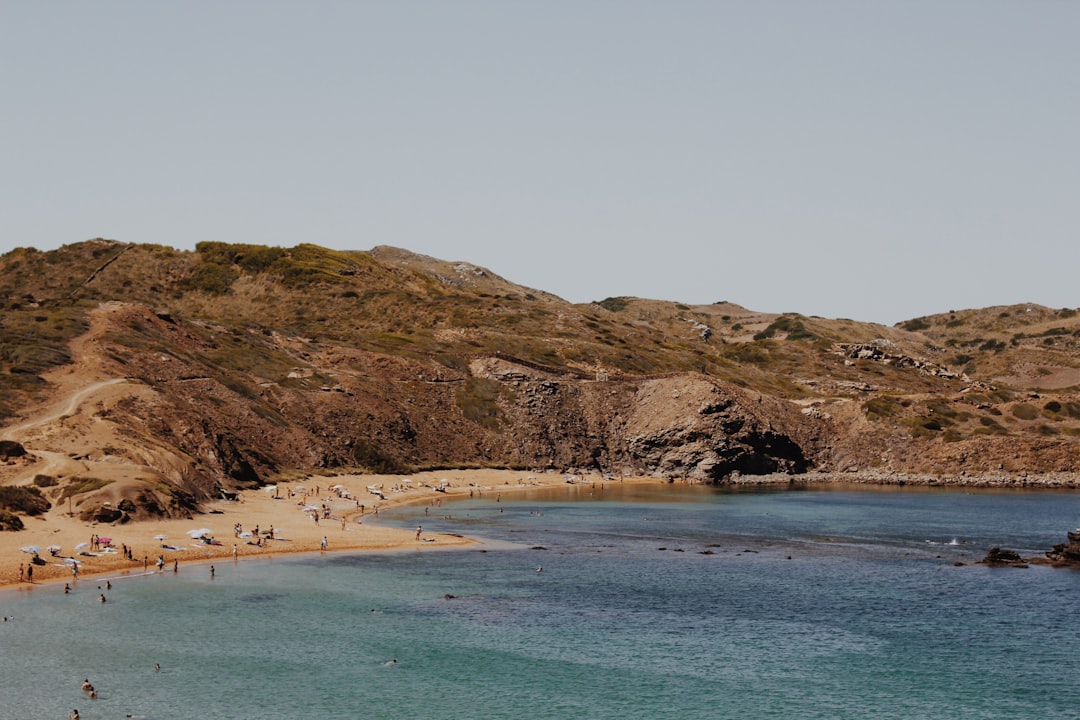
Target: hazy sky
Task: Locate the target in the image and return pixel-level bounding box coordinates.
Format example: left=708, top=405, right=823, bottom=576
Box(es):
left=2, top=2, right=1077, bottom=325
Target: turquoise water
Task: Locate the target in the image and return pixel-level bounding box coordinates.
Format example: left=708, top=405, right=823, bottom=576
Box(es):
left=2, top=483, right=1079, bottom=719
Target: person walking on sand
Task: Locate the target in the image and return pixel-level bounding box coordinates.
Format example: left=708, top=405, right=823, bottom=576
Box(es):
left=26, top=564, right=33, bottom=583
left=321, top=536, right=328, bottom=550
left=416, top=526, right=422, bottom=541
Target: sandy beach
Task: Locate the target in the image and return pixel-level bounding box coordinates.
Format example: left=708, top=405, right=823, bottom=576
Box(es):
left=1, top=468, right=654, bottom=589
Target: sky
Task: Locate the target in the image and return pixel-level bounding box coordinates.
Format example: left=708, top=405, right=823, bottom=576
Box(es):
left=2, top=2, right=1077, bottom=325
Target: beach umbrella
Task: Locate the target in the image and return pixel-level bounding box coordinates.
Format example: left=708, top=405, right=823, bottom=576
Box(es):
left=46, top=545, right=61, bottom=556
left=153, top=534, right=168, bottom=540
left=98, top=537, right=112, bottom=545
left=74, top=542, right=90, bottom=551
left=187, top=528, right=211, bottom=538
left=20, top=545, right=41, bottom=555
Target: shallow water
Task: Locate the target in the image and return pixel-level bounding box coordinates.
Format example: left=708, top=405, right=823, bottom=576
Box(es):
left=2, top=483, right=1078, bottom=719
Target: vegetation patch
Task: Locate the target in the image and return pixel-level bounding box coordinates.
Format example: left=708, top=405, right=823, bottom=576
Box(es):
left=753, top=316, right=818, bottom=342
left=59, top=477, right=113, bottom=501
left=901, top=318, right=930, bottom=332
left=0, top=486, right=50, bottom=515
left=596, top=297, right=630, bottom=313
left=1010, top=404, right=1039, bottom=421
left=456, top=377, right=510, bottom=430
left=0, top=510, right=25, bottom=531
left=350, top=438, right=412, bottom=475
left=863, top=395, right=905, bottom=419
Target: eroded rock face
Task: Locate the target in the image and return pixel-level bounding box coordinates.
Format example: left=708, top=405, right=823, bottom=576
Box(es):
left=495, top=374, right=825, bottom=481
left=618, top=377, right=817, bottom=481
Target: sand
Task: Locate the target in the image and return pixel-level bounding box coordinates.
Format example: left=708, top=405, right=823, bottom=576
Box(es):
left=1, top=469, right=655, bottom=589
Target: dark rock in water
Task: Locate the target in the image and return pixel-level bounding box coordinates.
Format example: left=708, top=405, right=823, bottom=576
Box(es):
left=1039, top=529, right=1080, bottom=567
left=978, top=547, right=1029, bottom=568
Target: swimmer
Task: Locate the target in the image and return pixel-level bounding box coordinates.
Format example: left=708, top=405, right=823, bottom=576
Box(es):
left=71, top=710, right=80, bottom=720
left=81, top=679, right=94, bottom=693
left=155, top=663, right=161, bottom=672
left=383, top=659, right=398, bottom=666
left=99, top=594, right=107, bottom=603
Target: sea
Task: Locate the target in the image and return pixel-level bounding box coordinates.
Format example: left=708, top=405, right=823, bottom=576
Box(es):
left=2, top=482, right=1079, bottom=720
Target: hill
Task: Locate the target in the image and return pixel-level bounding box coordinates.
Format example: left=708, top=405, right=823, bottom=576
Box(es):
left=1, top=239, right=1078, bottom=527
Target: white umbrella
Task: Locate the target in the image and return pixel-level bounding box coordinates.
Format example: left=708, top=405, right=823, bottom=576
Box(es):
left=74, top=542, right=90, bottom=551
left=186, top=528, right=211, bottom=538
left=46, top=545, right=61, bottom=556
left=20, top=545, right=40, bottom=555
left=153, top=534, right=168, bottom=540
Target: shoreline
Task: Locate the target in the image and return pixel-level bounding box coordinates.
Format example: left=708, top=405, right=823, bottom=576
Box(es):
left=0, top=469, right=658, bottom=591
left=5, top=468, right=1079, bottom=591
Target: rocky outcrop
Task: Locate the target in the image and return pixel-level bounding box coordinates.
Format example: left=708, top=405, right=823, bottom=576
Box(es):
left=1040, top=530, right=1080, bottom=567
left=978, top=547, right=1029, bottom=567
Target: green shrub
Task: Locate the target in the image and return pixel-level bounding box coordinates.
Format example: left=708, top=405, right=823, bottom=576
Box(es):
left=456, top=377, right=510, bottom=430
left=1011, top=404, right=1039, bottom=421
left=863, top=396, right=903, bottom=419
left=901, top=318, right=930, bottom=331
left=59, top=477, right=113, bottom=500
left=0, top=486, right=50, bottom=515
left=350, top=438, right=411, bottom=474
left=596, top=297, right=630, bottom=312
left=0, top=510, right=24, bottom=531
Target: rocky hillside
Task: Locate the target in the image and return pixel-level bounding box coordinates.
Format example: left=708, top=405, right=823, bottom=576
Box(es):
left=1, top=239, right=1078, bottom=524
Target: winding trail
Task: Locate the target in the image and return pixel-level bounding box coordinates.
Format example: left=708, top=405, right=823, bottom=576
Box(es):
left=3, top=378, right=129, bottom=438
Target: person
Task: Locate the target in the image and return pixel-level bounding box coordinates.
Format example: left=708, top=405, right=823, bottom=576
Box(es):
left=106, top=580, right=111, bottom=590
left=26, top=564, right=32, bottom=583
left=320, top=536, right=328, bottom=550
left=173, top=559, right=178, bottom=573
left=81, top=679, right=93, bottom=693
left=210, top=565, right=215, bottom=578
left=416, top=526, right=422, bottom=541
left=70, top=710, right=80, bottom=720
left=155, top=663, right=161, bottom=672
left=99, top=594, right=107, bottom=603
left=18, top=564, right=23, bottom=582
left=64, top=583, right=70, bottom=594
